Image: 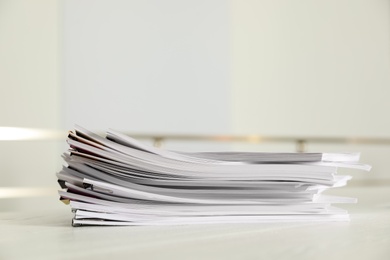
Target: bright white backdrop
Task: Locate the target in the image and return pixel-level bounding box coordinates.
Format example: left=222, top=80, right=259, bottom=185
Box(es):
left=61, top=0, right=231, bottom=134
left=0, top=1, right=389, bottom=202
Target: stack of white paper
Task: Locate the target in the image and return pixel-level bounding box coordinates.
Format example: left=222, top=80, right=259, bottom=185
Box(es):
left=57, top=125, right=371, bottom=226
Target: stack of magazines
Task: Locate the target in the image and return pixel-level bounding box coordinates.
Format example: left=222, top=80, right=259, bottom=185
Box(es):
left=57, top=125, right=371, bottom=226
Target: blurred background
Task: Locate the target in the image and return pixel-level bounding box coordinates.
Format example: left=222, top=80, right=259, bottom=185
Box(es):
left=1, top=0, right=389, bottom=210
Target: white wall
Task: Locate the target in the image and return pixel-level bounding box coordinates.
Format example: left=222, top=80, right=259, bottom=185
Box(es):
left=0, top=0, right=59, bottom=129
left=0, top=0, right=61, bottom=209
left=0, top=0, right=61, bottom=187
left=230, top=0, right=390, bottom=137
left=61, top=0, right=231, bottom=135
left=230, top=0, right=390, bottom=180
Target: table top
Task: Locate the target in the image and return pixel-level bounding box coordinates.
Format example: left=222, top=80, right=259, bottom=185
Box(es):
left=1, top=186, right=389, bottom=260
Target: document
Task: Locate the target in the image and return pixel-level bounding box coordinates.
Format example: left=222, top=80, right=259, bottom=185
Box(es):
left=57, top=125, right=370, bottom=226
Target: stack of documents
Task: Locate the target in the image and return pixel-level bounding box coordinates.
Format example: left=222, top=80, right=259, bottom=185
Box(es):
left=57, top=126, right=371, bottom=226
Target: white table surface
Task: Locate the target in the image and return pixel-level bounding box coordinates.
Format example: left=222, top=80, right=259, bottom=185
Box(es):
left=1, top=186, right=389, bottom=260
